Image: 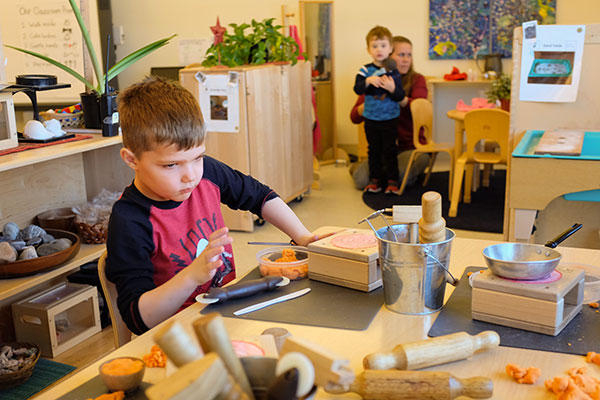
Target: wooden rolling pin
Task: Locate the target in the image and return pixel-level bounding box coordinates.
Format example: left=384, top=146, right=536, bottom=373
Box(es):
left=146, top=352, right=249, bottom=400
left=193, top=313, right=255, bottom=400
left=363, top=331, right=500, bottom=371
left=325, top=370, right=493, bottom=400
left=419, top=191, right=446, bottom=243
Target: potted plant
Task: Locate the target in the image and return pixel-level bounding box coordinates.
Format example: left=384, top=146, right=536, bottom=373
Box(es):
left=5, top=0, right=175, bottom=128
left=486, top=73, right=511, bottom=112
left=202, top=18, right=301, bottom=67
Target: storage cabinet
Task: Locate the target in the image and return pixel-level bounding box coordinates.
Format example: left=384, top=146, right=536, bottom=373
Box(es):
left=180, top=62, right=313, bottom=231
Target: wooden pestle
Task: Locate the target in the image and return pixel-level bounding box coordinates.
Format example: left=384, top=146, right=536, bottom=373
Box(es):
left=419, top=191, right=446, bottom=243
left=325, top=370, right=493, bottom=400
left=363, top=331, right=500, bottom=371
left=193, top=313, right=255, bottom=400
left=146, top=352, right=249, bottom=400
left=153, top=320, right=203, bottom=367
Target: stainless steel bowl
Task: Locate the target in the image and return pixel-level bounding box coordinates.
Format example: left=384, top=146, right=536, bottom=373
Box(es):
left=482, top=243, right=562, bottom=280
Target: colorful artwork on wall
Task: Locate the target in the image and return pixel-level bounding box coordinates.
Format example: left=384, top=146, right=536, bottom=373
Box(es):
left=429, top=0, right=556, bottom=60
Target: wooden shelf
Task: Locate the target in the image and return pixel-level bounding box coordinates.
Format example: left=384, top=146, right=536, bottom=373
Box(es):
left=0, top=244, right=105, bottom=301
left=0, top=135, right=122, bottom=172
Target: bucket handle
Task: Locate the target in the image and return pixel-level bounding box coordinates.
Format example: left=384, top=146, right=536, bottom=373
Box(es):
left=417, top=246, right=459, bottom=286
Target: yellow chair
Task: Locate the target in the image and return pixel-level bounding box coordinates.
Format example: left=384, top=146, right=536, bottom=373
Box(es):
left=98, top=250, right=132, bottom=348
left=448, top=108, right=510, bottom=218
left=398, top=98, right=455, bottom=196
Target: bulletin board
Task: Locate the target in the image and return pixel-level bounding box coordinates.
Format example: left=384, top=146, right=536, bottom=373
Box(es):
left=0, top=0, right=102, bottom=105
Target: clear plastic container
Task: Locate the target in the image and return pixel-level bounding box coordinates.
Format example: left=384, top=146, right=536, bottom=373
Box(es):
left=256, top=246, right=309, bottom=280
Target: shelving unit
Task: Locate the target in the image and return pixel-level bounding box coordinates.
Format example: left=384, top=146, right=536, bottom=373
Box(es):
left=0, top=134, right=133, bottom=341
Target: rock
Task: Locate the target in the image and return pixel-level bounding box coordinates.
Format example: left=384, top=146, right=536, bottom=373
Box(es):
left=52, top=238, right=72, bottom=251
left=0, top=242, right=17, bottom=263
left=36, top=243, right=61, bottom=257
left=18, top=246, right=38, bottom=260
left=41, top=234, right=55, bottom=244
left=21, top=225, right=46, bottom=241
left=9, top=241, right=27, bottom=252
left=2, top=222, right=20, bottom=241
left=26, top=237, right=43, bottom=247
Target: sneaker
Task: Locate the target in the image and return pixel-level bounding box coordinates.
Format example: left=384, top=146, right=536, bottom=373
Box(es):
left=364, top=180, right=382, bottom=193
left=385, top=181, right=400, bottom=195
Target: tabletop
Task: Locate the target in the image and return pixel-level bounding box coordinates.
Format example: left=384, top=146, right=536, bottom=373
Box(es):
left=37, top=237, right=600, bottom=399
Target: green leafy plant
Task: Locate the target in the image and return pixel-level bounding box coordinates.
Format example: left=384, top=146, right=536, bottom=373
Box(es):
left=486, top=73, right=511, bottom=102
left=202, top=18, right=302, bottom=67
left=4, top=0, right=175, bottom=95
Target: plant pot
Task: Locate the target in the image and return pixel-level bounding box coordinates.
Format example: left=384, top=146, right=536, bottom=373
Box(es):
left=500, top=98, right=510, bottom=112
left=80, top=92, right=101, bottom=129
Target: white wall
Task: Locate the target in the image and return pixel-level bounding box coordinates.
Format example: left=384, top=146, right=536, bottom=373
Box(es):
left=111, top=0, right=600, bottom=147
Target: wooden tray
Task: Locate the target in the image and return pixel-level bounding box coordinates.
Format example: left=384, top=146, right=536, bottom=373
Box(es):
left=0, top=229, right=81, bottom=278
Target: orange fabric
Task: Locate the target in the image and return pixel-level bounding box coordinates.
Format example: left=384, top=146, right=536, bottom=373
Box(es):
left=443, top=66, right=467, bottom=81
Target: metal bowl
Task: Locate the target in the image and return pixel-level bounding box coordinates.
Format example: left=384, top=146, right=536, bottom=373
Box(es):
left=482, top=243, right=562, bottom=280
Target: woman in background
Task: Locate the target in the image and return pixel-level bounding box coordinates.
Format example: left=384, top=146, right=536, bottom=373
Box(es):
left=350, top=36, right=430, bottom=191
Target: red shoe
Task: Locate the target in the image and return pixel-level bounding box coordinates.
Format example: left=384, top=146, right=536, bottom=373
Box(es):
left=364, top=179, right=382, bottom=193
left=385, top=181, right=400, bottom=195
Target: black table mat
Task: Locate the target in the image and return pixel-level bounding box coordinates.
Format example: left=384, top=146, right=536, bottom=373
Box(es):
left=58, top=375, right=151, bottom=400
left=201, top=267, right=384, bottom=330
left=428, top=267, right=599, bottom=355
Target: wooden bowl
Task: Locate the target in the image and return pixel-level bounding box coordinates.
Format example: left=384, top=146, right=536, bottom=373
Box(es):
left=0, top=342, right=40, bottom=388
left=36, top=207, right=77, bottom=233
left=99, top=357, right=145, bottom=392
left=0, top=229, right=81, bottom=278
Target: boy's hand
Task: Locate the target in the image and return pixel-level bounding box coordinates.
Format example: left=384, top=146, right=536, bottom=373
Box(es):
left=187, top=227, right=233, bottom=285
left=380, top=75, right=396, bottom=93
left=294, top=230, right=338, bottom=247
left=366, top=75, right=382, bottom=88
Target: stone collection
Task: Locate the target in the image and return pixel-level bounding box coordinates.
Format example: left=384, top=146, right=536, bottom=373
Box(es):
left=0, top=223, right=73, bottom=264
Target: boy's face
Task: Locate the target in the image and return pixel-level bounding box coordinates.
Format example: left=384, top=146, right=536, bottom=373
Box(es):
left=367, top=38, right=392, bottom=65
left=122, top=142, right=206, bottom=202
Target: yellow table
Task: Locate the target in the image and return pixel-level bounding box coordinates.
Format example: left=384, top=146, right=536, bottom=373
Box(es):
left=37, top=237, right=600, bottom=399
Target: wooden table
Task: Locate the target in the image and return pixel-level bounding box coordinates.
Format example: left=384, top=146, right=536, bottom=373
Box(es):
left=38, top=237, right=600, bottom=399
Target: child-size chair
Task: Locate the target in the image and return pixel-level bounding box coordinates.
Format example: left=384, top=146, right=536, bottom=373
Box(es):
left=448, top=108, right=510, bottom=217
left=98, top=250, right=132, bottom=348
left=397, top=98, right=455, bottom=196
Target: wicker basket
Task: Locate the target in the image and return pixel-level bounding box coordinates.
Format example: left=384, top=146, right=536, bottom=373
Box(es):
left=0, top=342, right=41, bottom=388
left=40, top=111, right=84, bottom=129
left=75, top=221, right=108, bottom=244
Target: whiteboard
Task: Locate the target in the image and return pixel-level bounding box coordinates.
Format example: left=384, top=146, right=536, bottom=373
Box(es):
left=0, top=0, right=102, bottom=105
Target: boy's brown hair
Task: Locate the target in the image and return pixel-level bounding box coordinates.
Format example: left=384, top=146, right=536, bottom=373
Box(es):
left=118, top=76, right=206, bottom=157
left=366, top=26, right=392, bottom=46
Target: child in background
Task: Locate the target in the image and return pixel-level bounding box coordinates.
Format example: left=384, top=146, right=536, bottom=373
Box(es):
left=106, top=76, right=323, bottom=334
left=354, top=26, right=405, bottom=194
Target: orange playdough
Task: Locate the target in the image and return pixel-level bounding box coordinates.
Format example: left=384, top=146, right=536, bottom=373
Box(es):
left=86, top=391, right=125, bottom=400
left=143, top=345, right=167, bottom=368
left=506, top=363, right=542, bottom=384
left=587, top=352, right=600, bottom=367
left=259, top=249, right=308, bottom=280
left=545, top=366, right=600, bottom=399
left=100, top=358, right=143, bottom=376
left=589, top=303, right=599, bottom=309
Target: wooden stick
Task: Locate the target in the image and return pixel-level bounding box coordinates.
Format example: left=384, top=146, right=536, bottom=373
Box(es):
left=419, top=191, right=446, bottom=243
left=153, top=320, right=202, bottom=368
left=363, top=331, right=500, bottom=370
left=392, top=206, right=422, bottom=244
left=193, top=313, right=255, bottom=400
left=146, top=353, right=249, bottom=400
left=325, top=370, right=493, bottom=400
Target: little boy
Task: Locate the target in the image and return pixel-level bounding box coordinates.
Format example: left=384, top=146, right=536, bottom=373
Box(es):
left=106, top=76, right=321, bottom=334
left=354, top=26, right=405, bottom=194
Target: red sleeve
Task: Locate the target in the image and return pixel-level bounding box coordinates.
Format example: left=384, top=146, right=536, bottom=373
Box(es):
left=404, top=74, right=428, bottom=108
left=350, top=95, right=366, bottom=125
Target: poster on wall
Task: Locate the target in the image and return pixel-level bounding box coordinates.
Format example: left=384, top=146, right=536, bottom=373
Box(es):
left=519, top=23, right=585, bottom=102
left=428, top=0, right=556, bottom=60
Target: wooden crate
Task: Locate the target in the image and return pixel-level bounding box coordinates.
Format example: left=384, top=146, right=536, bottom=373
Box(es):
left=12, top=282, right=101, bottom=357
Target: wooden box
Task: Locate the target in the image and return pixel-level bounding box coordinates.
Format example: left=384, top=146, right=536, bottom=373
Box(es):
left=179, top=62, right=313, bottom=231
left=307, top=227, right=381, bottom=292
left=12, top=282, right=101, bottom=357
left=0, top=92, right=18, bottom=151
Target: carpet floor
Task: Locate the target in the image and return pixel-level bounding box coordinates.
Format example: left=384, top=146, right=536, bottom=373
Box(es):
left=362, top=170, right=505, bottom=233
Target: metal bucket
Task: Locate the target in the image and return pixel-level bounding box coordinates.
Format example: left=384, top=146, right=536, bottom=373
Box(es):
left=377, top=224, right=455, bottom=315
